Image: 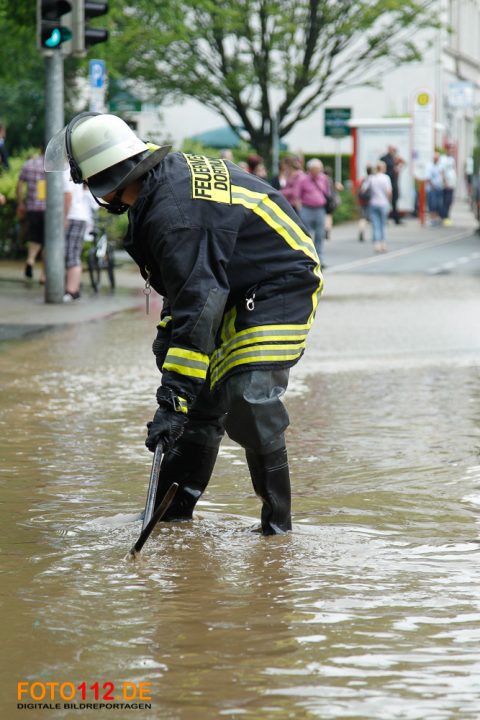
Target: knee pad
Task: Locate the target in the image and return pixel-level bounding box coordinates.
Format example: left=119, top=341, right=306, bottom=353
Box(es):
left=223, top=369, right=290, bottom=451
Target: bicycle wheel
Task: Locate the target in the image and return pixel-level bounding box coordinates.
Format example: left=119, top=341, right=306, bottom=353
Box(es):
left=87, top=247, right=101, bottom=292
left=106, top=245, right=115, bottom=290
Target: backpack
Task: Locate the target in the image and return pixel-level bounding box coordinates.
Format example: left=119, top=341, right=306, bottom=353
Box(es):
left=325, top=191, right=340, bottom=214
left=357, top=179, right=371, bottom=205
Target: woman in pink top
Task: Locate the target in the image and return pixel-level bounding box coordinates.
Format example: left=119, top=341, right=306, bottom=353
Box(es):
left=280, top=156, right=303, bottom=211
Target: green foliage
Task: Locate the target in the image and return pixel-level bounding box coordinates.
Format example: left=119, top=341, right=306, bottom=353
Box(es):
left=0, top=149, right=35, bottom=199
left=0, top=0, right=439, bottom=167
left=0, top=0, right=440, bottom=254
left=0, top=149, right=40, bottom=258
left=0, top=2, right=86, bottom=153
left=180, top=139, right=220, bottom=157
left=473, top=116, right=480, bottom=174
left=104, top=211, right=129, bottom=246
left=0, top=2, right=45, bottom=151
left=102, top=0, right=438, bottom=167
left=332, top=188, right=359, bottom=224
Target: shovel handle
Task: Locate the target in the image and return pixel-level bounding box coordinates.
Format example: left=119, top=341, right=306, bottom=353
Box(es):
left=129, top=482, right=179, bottom=557
left=142, top=443, right=163, bottom=532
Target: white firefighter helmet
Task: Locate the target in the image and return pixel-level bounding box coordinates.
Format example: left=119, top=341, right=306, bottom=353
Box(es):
left=45, top=112, right=170, bottom=197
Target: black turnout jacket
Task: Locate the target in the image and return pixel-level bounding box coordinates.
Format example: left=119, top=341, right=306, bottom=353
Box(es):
left=124, top=152, right=323, bottom=409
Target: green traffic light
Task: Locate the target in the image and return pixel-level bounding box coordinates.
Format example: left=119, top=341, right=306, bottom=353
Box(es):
left=43, top=25, right=73, bottom=48
left=45, top=28, right=61, bottom=47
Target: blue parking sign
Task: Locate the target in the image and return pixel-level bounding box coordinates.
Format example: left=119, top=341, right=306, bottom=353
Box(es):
left=89, top=60, right=106, bottom=89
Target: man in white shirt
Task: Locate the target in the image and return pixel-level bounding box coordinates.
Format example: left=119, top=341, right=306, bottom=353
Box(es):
left=440, top=147, right=457, bottom=225
left=63, top=171, right=93, bottom=301
left=426, top=152, right=445, bottom=226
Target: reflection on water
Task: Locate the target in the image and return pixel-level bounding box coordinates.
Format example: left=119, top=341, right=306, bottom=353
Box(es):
left=1, top=311, right=479, bottom=719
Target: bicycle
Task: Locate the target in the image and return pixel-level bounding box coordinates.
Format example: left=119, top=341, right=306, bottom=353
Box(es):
left=86, top=221, right=115, bottom=293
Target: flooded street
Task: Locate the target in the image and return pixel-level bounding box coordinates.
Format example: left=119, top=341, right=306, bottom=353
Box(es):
left=1, top=274, right=479, bottom=719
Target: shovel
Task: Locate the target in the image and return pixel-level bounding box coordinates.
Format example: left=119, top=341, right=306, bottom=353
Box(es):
left=129, top=443, right=179, bottom=558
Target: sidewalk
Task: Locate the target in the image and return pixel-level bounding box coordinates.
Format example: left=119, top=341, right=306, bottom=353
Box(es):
left=325, top=198, right=478, bottom=269
left=0, top=251, right=146, bottom=342
left=0, top=201, right=477, bottom=343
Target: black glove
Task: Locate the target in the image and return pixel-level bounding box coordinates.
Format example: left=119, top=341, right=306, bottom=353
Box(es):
left=152, top=316, right=172, bottom=372
left=145, top=406, right=186, bottom=452
left=145, top=387, right=189, bottom=452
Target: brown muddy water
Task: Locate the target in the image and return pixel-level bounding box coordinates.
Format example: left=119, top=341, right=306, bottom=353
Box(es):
left=1, top=296, right=479, bottom=720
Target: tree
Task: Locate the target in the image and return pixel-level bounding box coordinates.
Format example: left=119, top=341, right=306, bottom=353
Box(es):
left=0, top=2, right=84, bottom=153
left=104, top=0, right=438, bottom=167
left=0, top=4, right=45, bottom=151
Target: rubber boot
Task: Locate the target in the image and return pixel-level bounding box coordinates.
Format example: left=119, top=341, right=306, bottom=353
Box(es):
left=153, top=438, right=219, bottom=521
left=245, top=446, right=292, bottom=535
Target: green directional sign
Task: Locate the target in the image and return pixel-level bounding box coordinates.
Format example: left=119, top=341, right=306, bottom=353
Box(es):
left=324, top=107, right=352, bottom=138
left=108, top=97, right=142, bottom=113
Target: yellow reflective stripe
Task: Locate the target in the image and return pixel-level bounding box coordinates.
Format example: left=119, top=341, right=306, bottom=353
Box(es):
left=211, top=341, right=306, bottom=386
left=176, top=396, right=189, bottom=414
left=309, top=265, right=323, bottom=324
left=162, top=362, right=207, bottom=379
left=211, top=324, right=310, bottom=371
left=167, top=347, right=209, bottom=365
left=231, top=183, right=323, bottom=330
left=262, top=195, right=313, bottom=247
left=225, top=322, right=309, bottom=342
left=163, top=347, right=209, bottom=380
left=220, top=305, right=237, bottom=344
left=231, top=184, right=318, bottom=263
left=157, top=315, right=172, bottom=329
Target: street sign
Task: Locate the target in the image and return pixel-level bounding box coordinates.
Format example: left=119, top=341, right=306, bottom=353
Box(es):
left=89, top=59, right=105, bottom=88
left=448, top=81, right=473, bottom=109
left=324, top=108, right=351, bottom=138
left=89, top=60, right=106, bottom=112
left=108, top=97, right=142, bottom=112
left=411, top=89, right=435, bottom=181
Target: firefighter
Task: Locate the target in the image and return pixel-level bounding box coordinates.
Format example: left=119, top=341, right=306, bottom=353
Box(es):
left=45, top=113, right=323, bottom=535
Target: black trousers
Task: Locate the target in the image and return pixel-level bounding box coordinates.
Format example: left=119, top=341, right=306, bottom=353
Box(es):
left=182, top=368, right=291, bottom=453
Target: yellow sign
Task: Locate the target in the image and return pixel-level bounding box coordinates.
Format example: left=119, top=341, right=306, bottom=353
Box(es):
left=417, top=92, right=430, bottom=106
left=184, top=154, right=231, bottom=204
left=36, top=179, right=46, bottom=201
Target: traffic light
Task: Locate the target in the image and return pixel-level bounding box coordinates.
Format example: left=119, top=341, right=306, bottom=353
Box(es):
left=37, top=0, right=73, bottom=51
left=70, top=0, right=109, bottom=56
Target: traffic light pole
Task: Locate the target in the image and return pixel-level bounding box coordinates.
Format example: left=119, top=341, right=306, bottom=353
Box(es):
left=44, top=50, right=65, bottom=304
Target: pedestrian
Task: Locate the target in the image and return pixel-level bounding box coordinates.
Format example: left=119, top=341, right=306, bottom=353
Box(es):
left=16, top=149, right=46, bottom=282
left=426, top=151, right=444, bottom=226
left=62, top=173, right=92, bottom=302
left=357, top=164, right=374, bottom=242
left=246, top=154, right=268, bottom=179
left=269, top=157, right=287, bottom=190
left=440, top=146, right=457, bottom=225
left=369, top=161, right=392, bottom=253
left=280, top=155, right=303, bottom=212
left=323, top=166, right=343, bottom=240
left=297, top=158, right=330, bottom=267
left=45, top=112, right=323, bottom=536
left=473, top=167, right=480, bottom=230
left=0, top=123, right=9, bottom=170
left=380, top=144, right=404, bottom=225
left=465, top=155, right=474, bottom=201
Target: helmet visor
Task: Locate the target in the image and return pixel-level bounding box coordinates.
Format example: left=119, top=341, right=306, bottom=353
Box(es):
left=44, top=127, right=69, bottom=172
